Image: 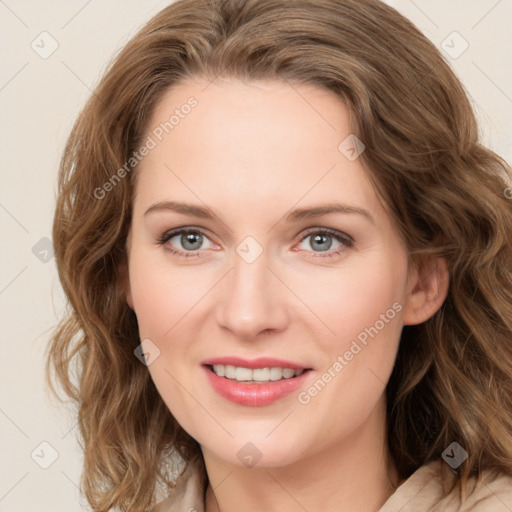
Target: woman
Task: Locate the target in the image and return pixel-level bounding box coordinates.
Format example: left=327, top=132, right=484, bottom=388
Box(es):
left=47, top=0, right=512, bottom=511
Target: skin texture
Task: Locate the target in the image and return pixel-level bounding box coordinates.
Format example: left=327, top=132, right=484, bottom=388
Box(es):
left=122, top=77, right=449, bottom=512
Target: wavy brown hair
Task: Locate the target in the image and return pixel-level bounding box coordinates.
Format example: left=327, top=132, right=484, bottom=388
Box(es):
left=46, top=0, right=512, bottom=510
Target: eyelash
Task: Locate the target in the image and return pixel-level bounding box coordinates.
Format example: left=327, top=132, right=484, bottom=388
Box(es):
left=157, top=227, right=354, bottom=259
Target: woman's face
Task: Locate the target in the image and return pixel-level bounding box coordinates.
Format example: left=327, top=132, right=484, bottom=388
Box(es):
left=124, top=77, right=417, bottom=467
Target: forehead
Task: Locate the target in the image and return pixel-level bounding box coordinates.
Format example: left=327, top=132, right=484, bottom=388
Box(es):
left=146, top=77, right=351, bottom=154
left=133, top=77, right=379, bottom=222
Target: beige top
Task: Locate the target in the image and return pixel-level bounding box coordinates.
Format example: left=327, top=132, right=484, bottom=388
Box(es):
left=153, top=458, right=512, bottom=512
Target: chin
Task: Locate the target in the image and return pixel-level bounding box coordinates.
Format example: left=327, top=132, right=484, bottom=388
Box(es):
left=204, top=433, right=306, bottom=469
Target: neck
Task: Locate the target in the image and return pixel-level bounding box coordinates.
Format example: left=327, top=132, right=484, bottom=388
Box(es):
left=203, top=396, right=402, bottom=512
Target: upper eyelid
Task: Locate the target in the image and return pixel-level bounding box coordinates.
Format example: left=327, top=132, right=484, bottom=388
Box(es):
left=161, top=226, right=216, bottom=241
left=300, top=226, right=352, bottom=241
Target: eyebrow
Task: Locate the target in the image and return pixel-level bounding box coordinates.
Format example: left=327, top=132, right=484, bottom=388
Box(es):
left=144, top=200, right=374, bottom=224
left=284, top=204, right=374, bottom=224
left=144, top=201, right=213, bottom=218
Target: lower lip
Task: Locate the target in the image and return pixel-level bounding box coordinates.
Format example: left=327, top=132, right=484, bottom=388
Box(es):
left=203, top=365, right=312, bottom=407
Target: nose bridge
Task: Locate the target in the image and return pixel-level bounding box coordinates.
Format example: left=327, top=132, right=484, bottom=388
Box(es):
left=216, top=250, right=289, bottom=338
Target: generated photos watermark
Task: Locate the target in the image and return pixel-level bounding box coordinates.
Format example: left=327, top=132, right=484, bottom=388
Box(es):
left=93, top=96, right=198, bottom=200
left=298, top=302, right=403, bottom=405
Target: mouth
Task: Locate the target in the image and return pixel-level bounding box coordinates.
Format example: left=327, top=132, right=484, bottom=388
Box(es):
left=201, top=357, right=313, bottom=406
left=205, top=364, right=308, bottom=383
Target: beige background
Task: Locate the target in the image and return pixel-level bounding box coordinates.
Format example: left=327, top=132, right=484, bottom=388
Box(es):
left=1, top=0, right=511, bottom=510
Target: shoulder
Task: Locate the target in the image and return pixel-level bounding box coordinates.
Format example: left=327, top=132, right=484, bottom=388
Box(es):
left=459, top=467, right=512, bottom=512
left=152, top=457, right=512, bottom=512
left=379, top=460, right=512, bottom=512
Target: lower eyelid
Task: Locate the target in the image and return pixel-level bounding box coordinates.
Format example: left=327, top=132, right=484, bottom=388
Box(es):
left=171, top=249, right=203, bottom=258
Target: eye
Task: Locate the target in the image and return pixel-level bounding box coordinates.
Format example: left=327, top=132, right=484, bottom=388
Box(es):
left=158, top=228, right=216, bottom=257
left=157, top=227, right=353, bottom=259
left=296, top=228, right=353, bottom=257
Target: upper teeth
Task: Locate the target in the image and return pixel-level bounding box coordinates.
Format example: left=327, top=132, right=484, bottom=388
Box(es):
left=212, top=364, right=304, bottom=382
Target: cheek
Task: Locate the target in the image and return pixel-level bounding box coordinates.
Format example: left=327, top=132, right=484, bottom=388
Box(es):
left=128, top=249, right=210, bottom=338
left=284, top=255, right=406, bottom=459
left=292, top=254, right=405, bottom=345
left=127, top=251, right=202, bottom=424
left=292, top=250, right=406, bottom=408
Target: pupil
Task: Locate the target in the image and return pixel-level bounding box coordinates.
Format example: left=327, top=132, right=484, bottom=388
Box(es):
left=181, top=231, right=202, bottom=250
left=311, top=233, right=332, bottom=251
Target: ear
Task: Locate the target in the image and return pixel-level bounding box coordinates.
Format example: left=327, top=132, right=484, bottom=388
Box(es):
left=118, top=259, right=134, bottom=310
left=402, top=257, right=449, bottom=325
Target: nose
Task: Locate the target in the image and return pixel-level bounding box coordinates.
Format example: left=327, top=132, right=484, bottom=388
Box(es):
left=215, top=252, right=290, bottom=340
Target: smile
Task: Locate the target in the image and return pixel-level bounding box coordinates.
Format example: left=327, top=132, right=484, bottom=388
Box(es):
left=202, top=363, right=313, bottom=407
left=209, top=364, right=305, bottom=383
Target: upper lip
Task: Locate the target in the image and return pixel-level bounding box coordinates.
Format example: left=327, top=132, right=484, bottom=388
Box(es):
left=202, top=356, right=311, bottom=370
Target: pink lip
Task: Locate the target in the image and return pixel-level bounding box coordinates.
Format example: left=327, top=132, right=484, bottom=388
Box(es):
left=202, top=365, right=313, bottom=407
left=201, top=356, right=309, bottom=370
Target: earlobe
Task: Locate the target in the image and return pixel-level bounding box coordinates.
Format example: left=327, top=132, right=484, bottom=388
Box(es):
left=402, top=257, right=449, bottom=326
